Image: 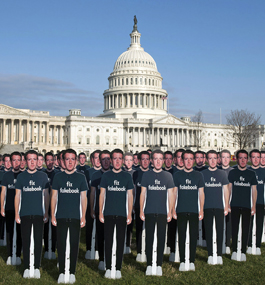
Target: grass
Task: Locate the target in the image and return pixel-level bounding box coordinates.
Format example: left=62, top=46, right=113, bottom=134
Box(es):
left=0, top=227, right=265, bottom=285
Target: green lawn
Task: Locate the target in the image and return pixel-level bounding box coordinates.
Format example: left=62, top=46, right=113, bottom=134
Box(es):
left=0, top=227, right=265, bottom=284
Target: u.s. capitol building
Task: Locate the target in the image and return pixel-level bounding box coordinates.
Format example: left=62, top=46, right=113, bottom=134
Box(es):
left=0, top=19, right=263, bottom=155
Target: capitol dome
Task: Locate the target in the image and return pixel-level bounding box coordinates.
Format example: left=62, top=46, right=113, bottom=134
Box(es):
left=100, top=17, right=168, bottom=119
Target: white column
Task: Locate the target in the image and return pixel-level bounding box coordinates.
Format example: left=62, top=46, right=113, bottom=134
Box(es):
left=45, top=122, right=49, bottom=144
left=2, top=119, right=6, bottom=143
left=59, top=126, right=62, bottom=145
left=18, top=120, right=22, bottom=143
left=132, top=127, right=134, bottom=147
left=38, top=122, right=41, bottom=143
left=10, top=119, right=14, bottom=143
left=143, top=128, right=146, bottom=147
left=31, top=121, right=34, bottom=142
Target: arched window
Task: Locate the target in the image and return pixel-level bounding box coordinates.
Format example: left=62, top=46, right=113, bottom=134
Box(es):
left=96, top=136, right=100, bottom=145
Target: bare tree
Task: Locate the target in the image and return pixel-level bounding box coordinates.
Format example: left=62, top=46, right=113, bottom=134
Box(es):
left=225, top=109, right=261, bottom=149
left=191, top=110, right=204, bottom=150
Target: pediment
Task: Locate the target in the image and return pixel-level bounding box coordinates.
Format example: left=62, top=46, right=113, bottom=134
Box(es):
left=0, top=104, right=29, bottom=116
left=153, top=114, right=187, bottom=126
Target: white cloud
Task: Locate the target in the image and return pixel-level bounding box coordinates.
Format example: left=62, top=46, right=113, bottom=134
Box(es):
left=0, top=74, right=103, bottom=116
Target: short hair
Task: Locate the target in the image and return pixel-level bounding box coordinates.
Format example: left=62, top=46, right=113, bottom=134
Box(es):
left=182, top=150, right=195, bottom=160
left=92, top=150, right=101, bottom=159
left=78, top=152, right=86, bottom=158
left=25, top=150, right=38, bottom=159
left=124, top=152, right=133, bottom=159
left=164, top=151, right=173, bottom=159
left=99, top=150, right=111, bottom=159
left=63, top=149, right=77, bottom=160
left=236, top=149, right=248, bottom=159
left=138, top=151, right=150, bottom=160
left=111, top=148, right=123, bottom=159
left=11, top=151, right=22, bottom=160
left=220, top=149, right=231, bottom=156
left=37, top=153, right=44, bottom=158
left=146, top=149, right=152, bottom=153
left=174, top=148, right=185, bottom=158
left=45, top=152, right=54, bottom=160
left=206, top=150, right=218, bottom=159
left=58, top=150, right=66, bottom=160
left=261, top=150, right=265, bottom=155
left=0, top=154, right=2, bottom=160
left=249, top=149, right=260, bottom=158
left=3, top=154, right=11, bottom=161
left=21, top=152, right=26, bottom=159
left=195, top=150, right=204, bottom=157
left=151, top=149, right=164, bottom=159
left=133, top=152, right=138, bottom=157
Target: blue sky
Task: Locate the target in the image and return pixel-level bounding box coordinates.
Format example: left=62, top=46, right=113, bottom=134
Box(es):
left=0, top=0, right=264, bottom=124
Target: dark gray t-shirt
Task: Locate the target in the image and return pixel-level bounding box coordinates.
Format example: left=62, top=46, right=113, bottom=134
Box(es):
left=132, top=169, right=148, bottom=209
left=52, top=171, right=88, bottom=219
left=202, top=168, right=229, bottom=209
left=249, top=167, right=265, bottom=205
left=2, top=170, right=21, bottom=211
left=15, top=170, right=49, bottom=217
left=141, top=170, right=174, bottom=215
left=76, top=164, right=90, bottom=174
left=91, top=169, right=106, bottom=214
left=228, top=168, right=257, bottom=209
left=220, top=166, right=233, bottom=177
left=85, top=167, right=100, bottom=202
left=174, top=170, right=205, bottom=214
left=100, top=170, right=134, bottom=217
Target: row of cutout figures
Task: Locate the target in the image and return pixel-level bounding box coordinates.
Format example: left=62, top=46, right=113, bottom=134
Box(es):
left=0, top=213, right=264, bottom=279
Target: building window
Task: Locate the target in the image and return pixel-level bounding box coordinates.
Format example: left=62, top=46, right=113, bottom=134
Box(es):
left=106, top=137, right=109, bottom=145
left=131, top=78, right=133, bottom=85
left=78, top=138, right=81, bottom=145
left=41, top=136, right=43, bottom=143
left=145, top=78, right=147, bottom=85
left=140, top=78, right=142, bottom=85
left=34, top=136, right=36, bottom=142
left=106, top=129, right=109, bottom=132
left=126, top=78, right=128, bottom=85
left=87, top=138, right=90, bottom=144
left=114, top=138, right=117, bottom=145
left=96, top=128, right=99, bottom=132
left=208, top=141, right=211, bottom=147
left=96, top=136, right=100, bottom=145
left=87, top=128, right=90, bottom=131
left=135, top=78, right=138, bottom=85
left=122, top=78, right=124, bottom=85
left=114, top=129, right=117, bottom=133
left=214, top=139, right=217, bottom=147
